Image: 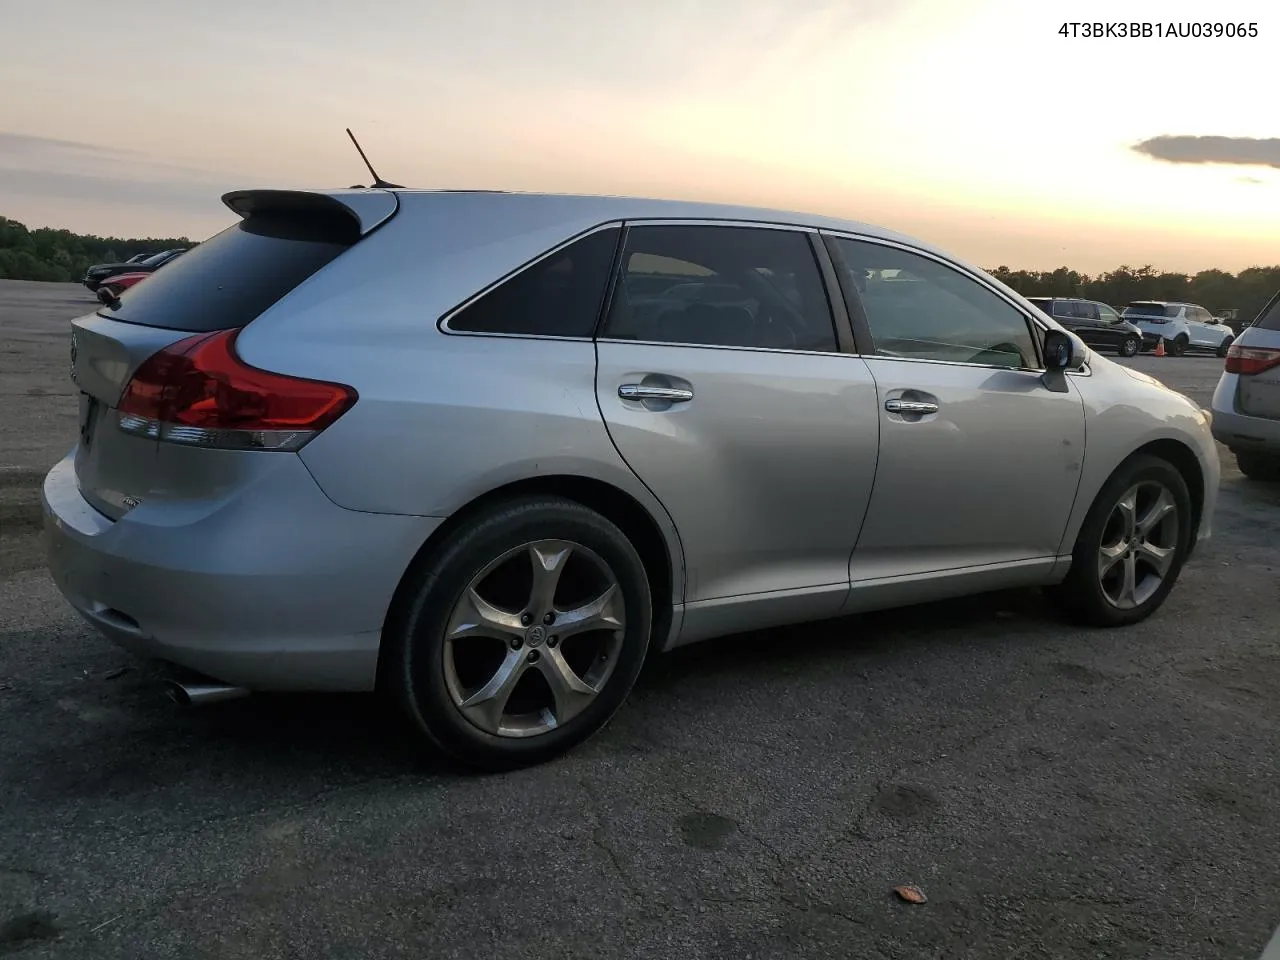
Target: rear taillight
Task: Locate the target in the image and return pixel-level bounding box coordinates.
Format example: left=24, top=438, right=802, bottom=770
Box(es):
left=116, top=329, right=356, bottom=451
left=1224, top=343, right=1280, bottom=377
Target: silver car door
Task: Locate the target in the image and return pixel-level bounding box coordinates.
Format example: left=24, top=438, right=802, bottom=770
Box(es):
left=824, top=234, right=1087, bottom=586
left=594, top=222, right=879, bottom=642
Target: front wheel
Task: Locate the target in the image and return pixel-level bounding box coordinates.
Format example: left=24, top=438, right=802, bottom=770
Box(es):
left=385, top=496, right=653, bottom=770
left=1049, top=454, right=1192, bottom=627
left=1217, top=337, right=1234, bottom=358
left=1236, top=452, right=1280, bottom=482
left=1119, top=336, right=1140, bottom=357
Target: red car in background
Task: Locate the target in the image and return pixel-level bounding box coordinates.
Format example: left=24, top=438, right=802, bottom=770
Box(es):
left=95, top=271, right=151, bottom=304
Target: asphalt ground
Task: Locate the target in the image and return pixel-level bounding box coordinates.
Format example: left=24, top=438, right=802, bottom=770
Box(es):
left=1, top=278, right=1277, bottom=959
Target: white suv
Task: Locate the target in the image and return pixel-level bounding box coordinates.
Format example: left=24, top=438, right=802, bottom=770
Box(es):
left=1121, top=301, right=1235, bottom=357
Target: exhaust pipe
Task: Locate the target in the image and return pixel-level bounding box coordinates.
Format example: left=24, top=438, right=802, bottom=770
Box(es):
left=166, top=680, right=250, bottom=707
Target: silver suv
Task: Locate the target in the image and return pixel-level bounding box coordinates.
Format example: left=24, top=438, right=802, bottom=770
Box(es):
left=1211, top=291, right=1280, bottom=479
left=42, top=189, right=1220, bottom=768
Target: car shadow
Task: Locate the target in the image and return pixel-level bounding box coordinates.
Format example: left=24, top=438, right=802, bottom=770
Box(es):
left=8, top=583, right=1064, bottom=816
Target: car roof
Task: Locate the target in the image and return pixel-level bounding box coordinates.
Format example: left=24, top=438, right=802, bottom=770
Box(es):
left=239, top=186, right=1004, bottom=276
left=233, top=186, right=1047, bottom=314
left=390, top=188, right=927, bottom=246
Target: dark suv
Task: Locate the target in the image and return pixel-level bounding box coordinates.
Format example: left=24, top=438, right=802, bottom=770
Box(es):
left=1026, top=297, right=1146, bottom=356
left=82, top=248, right=187, bottom=292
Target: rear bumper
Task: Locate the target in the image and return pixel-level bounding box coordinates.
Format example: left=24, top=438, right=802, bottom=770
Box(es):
left=1210, top=374, right=1280, bottom=452
left=41, top=452, right=443, bottom=692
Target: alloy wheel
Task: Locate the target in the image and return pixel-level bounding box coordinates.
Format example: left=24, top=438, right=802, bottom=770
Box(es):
left=442, top=539, right=626, bottom=738
left=1096, top=482, right=1180, bottom=609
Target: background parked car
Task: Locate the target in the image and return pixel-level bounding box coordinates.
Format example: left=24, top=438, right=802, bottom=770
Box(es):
left=1026, top=297, right=1145, bottom=356
left=95, top=271, right=151, bottom=304
left=1122, top=301, right=1235, bottom=357
left=1211, top=290, right=1280, bottom=480
left=81, top=247, right=187, bottom=292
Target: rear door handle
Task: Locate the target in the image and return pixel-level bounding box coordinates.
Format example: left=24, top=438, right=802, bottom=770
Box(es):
left=619, top=384, right=694, bottom=403
left=884, top=398, right=938, bottom=415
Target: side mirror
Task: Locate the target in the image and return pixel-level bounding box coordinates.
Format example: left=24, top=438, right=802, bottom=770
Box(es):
left=1041, top=329, right=1078, bottom=393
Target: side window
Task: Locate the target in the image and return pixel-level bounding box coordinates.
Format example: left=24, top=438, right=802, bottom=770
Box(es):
left=1098, top=304, right=1121, bottom=324
left=1255, top=294, right=1280, bottom=331
left=448, top=227, right=620, bottom=337
left=601, top=225, right=838, bottom=352
left=1052, top=301, right=1072, bottom=318
left=1080, top=302, right=1101, bottom=320
left=832, top=238, right=1039, bottom=368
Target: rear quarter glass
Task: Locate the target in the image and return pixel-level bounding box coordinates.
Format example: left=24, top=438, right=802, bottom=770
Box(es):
left=98, top=213, right=359, bottom=332
left=1253, top=292, right=1280, bottom=331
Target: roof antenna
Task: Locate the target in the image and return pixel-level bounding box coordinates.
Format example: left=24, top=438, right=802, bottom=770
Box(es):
left=345, top=127, right=404, bottom=189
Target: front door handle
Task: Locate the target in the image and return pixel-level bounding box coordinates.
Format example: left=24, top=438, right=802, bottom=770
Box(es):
left=884, top=398, right=938, bottom=415
left=619, top=384, right=694, bottom=403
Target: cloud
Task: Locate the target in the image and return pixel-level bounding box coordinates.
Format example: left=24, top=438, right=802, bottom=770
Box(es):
left=0, top=169, right=236, bottom=215
left=0, top=131, right=137, bottom=160
left=0, top=130, right=263, bottom=217
left=1133, top=135, right=1280, bottom=170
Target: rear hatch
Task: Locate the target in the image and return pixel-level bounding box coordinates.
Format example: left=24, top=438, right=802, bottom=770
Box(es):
left=1233, top=293, right=1280, bottom=420
left=1122, top=302, right=1174, bottom=327
left=69, top=188, right=396, bottom=520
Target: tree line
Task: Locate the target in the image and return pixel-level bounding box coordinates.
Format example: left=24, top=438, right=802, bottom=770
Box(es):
left=0, top=216, right=191, bottom=283
left=1, top=213, right=1277, bottom=323
left=987, top=264, right=1280, bottom=324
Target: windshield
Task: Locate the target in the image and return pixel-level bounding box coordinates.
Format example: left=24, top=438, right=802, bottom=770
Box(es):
left=140, top=249, right=179, bottom=266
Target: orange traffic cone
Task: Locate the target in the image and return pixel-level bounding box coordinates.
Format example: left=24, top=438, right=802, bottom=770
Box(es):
left=1153, top=338, right=1166, bottom=357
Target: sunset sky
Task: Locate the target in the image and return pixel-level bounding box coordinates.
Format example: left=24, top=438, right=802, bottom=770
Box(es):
left=1, top=0, right=1275, bottom=273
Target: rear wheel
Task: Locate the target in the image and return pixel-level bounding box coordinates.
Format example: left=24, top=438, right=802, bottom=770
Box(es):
left=1236, top=452, right=1280, bottom=481
left=1169, top=335, right=1189, bottom=357
left=1050, top=455, right=1192, bottom=627
left=385, top=497, right=652, bottom=770
left=1217, top=337, right=1234, bottom=358
left=1119, top=336, right=1140, bottom=357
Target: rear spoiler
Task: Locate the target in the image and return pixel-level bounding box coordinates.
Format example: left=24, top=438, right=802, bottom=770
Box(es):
left=221, top=188, right=399, bottom=236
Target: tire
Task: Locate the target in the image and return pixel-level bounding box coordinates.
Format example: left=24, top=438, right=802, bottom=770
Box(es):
left=1217, top=337, right=1234, bottom=358
left=384, top=496, right=652, bottom=770
left=1119, top=336, right=1140, bottom=358
left=1169, top=335, right=1189, bottom=357
left=1236, top=452, right=1280, bottom=482
left=1050, top=454, right=1192, bottom=627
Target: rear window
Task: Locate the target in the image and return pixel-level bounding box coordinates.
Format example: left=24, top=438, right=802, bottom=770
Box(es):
left=1254, top=292, right=1280, bottom=331
left=99, top=213, right=359, bottom=331
left=1123, top=303, right=1176, bottom=318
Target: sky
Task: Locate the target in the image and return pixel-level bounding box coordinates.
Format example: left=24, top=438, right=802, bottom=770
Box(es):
left=0, top=0, right=1276, bottom=273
